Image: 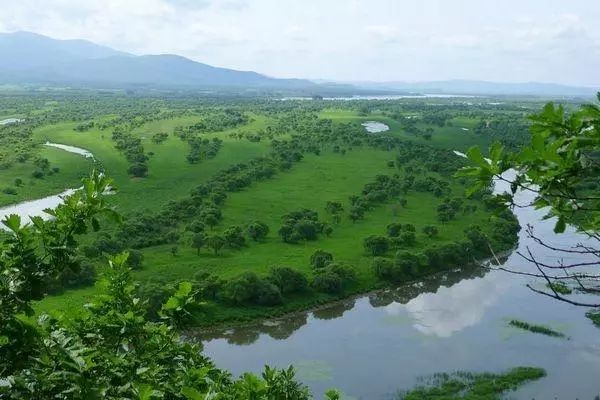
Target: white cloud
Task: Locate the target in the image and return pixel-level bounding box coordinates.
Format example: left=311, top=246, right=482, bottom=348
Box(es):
left=0, top=0, right=599, bottom=86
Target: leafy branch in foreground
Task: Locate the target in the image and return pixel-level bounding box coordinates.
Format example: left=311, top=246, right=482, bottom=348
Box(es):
left=0, top=170, right=339, bottom=399
left=456, top=93, right=600, bottom=310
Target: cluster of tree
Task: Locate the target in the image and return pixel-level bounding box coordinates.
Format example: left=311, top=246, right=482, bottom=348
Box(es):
left=278, top=208, right=332, bottom=243
left=151, top=131, right=169, bottom=144
left=473, top=115, right=530, bottom=150
left=308, top=250, right=356, bottom=294
left=174, top=110, right=249, bottom=137
left=30, top=156, right=60, bottom=179
left=92, top=138, right=305, bottom=257
left=436, top=197, right=465, bottom=223
left=0, top=123, right=33, bottom=169
left=348, top=174, right=404, bottom=222
left=112, top=128, right=149, bottom=177
left=190, top=225, right=246, bottom=256
left=386, top=222, right=417, bottom=247
left=185, top=137, right=223, bottom=164
left=73, top=120, right=95, bottom=132
left=325, top=201, right=344, bottom=224
left=372, top=218, right=519, bottom=285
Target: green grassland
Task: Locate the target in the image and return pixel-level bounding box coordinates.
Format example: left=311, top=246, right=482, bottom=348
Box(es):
left=319, top=108, right=492, bottom=150
left=0, top=104, right=520, bottom=325
left=0, top=146, right=92, bottom=206
left=34, top=146, right=493, bottom=322
left=33, top=114, right=271, bottom=213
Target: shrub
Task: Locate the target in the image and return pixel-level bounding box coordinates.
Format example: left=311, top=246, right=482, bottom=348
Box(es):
left=363, top=235, right=389, bottom=256
left=125, top=249, right=144, bottom=270
left=2, top=187, right=17, bottom=195
left=246, top=221, right=269, bottom=241
left=422, top=225, right=439, bottom=238
left=311, top=272, right=342, bottom=294
left=223, top=225, right=245, bottom=248
left=310, top=250, right=333, bottom=269
left=386, top=223, right=403, bottom=237
left=372, top=257, right=404, bottom=282
left=269, top=267, right=308, bottom=294
left=394, top=251, right=421, bottom=277
left=222, top=272, right=282, bottom=306
left=128, top=162, right=148, bottom=177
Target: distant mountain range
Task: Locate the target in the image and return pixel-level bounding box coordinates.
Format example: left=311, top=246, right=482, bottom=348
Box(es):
left=0, top=31, right=313, bottom=90
left=350, top=79, right=598, bottom=97
left=0, top=31, right=597, bottom=97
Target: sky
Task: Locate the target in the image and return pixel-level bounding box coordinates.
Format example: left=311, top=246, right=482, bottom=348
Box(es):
left=1, top=0, right=599, bottom=86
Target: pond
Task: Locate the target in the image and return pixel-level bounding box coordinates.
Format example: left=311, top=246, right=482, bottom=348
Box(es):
left=195, top=171, right=600, bottom=399
left=362, top=121, right=390, bottom=134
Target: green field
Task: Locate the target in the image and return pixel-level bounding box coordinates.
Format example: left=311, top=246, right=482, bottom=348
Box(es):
left=0, top=98, right=528, bottom=325
left=0, top=145, right=92, bottom=206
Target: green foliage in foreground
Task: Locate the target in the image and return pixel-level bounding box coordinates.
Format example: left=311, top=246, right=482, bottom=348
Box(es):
left=396, top=367, right=546, bottom=400
left=508, top=319, right=565, bottom=338
left=0, top=171, right=337, bottom=399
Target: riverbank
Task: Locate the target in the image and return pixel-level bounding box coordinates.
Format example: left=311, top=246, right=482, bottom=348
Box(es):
left=185, top=251, right=513, bottom=337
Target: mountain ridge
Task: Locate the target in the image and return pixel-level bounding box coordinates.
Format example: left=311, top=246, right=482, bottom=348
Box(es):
left=0, top=31, right=596, bottom=96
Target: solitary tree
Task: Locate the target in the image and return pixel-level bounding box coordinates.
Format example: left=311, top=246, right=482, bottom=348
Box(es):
left=191, top=233, right=205, bottom=255
left=206, top=235, right=226, bottom=256
left=422, top=225, right=439, bottom=238
left=363, top=235, right=389, bottom=256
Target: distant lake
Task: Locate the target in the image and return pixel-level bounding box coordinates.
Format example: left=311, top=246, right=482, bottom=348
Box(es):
left=281, top=94, right=479, bottom=101
left=362, top=121, right=390, bottom=133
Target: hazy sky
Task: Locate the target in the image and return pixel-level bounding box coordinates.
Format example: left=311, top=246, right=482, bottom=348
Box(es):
left=1, top=0, right=599, bottom=86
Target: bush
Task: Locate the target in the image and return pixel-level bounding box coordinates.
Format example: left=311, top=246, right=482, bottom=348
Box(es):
left=310, top=250, right=333, bottom=269
left=223, top=225, right=245, bottom=248
left=372, top=257, right=404, bottom=282
left=398, top=231, right=416, bottom=247
left=363, top=235, right=389, bottom=256
left=327, top=263, right=356, bottom=283
left=311, top=263, right=355, bottom=294
left=128, top=162, right=148, bottom=177
left=278, top=209, right=326, bottom=243
left=125, top=249, right=144, bottom=270
left=311, top=272, right=342, bottom=294
left=422, top=225, right=439, bottom=238
left=2, top=187, right=17, bottom=195
left=386, top=223, right=403, bottom=237
left=394, top=251, right=421, bottom=277
left=222, top=272, right=283, bottom=306
left=246, top=221, right=269, bottom=241
left=269, top=267, right=308, bottom=294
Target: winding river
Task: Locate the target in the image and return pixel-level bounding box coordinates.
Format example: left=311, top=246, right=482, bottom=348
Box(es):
left=195, top=169, right=600, bottom=399
left=0, top=142, right=94, bottom=228
left=2, top=141, right=599, bottom=398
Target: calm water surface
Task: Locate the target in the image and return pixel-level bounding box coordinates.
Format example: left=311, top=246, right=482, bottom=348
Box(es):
left=198, top=177, right=600, bottom=399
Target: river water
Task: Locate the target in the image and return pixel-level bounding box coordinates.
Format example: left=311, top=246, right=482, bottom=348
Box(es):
left=2, top=141, right=599, bottom=398
left=0, top=142, right=94, bottom=229
left=197, top=171, right=600, bottom=399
